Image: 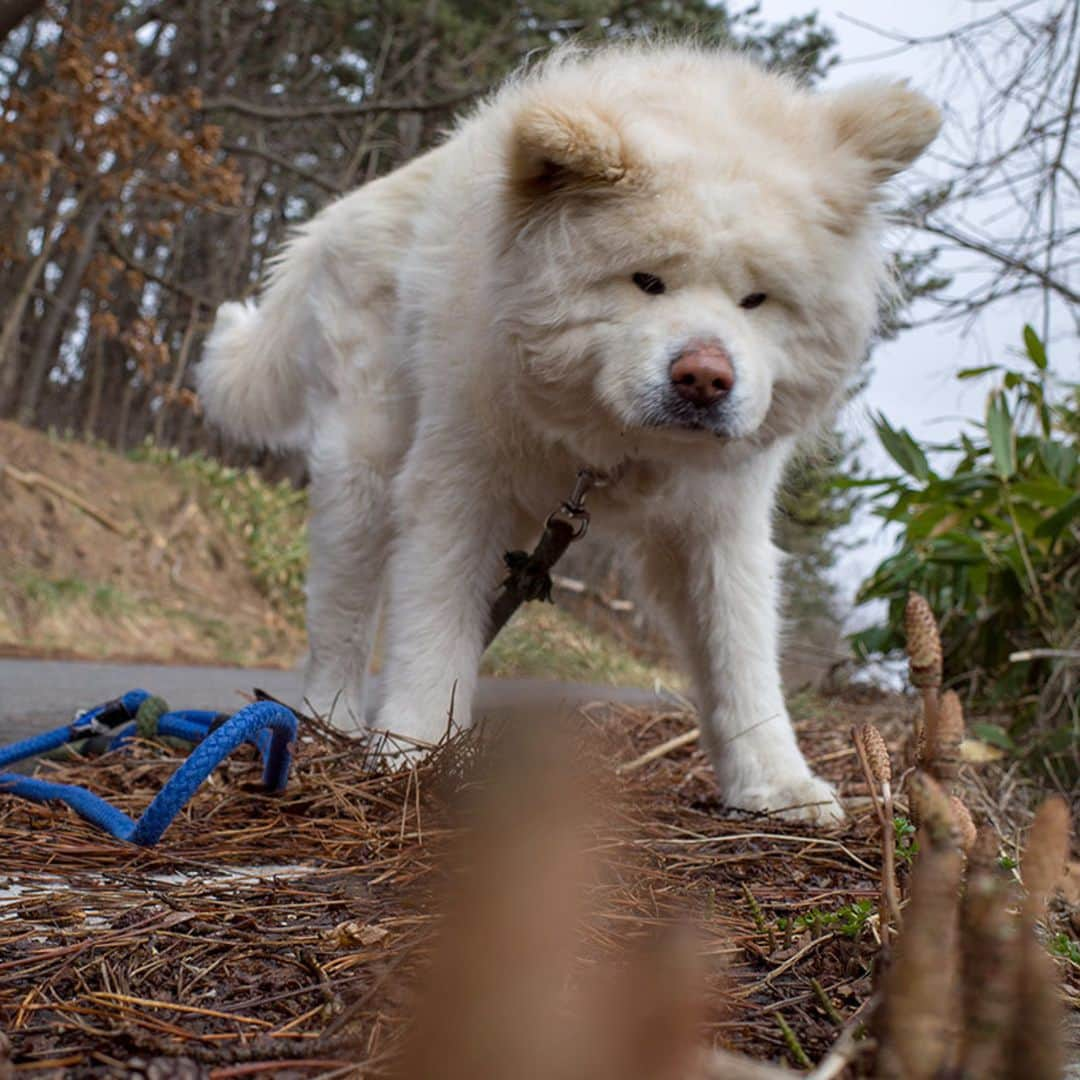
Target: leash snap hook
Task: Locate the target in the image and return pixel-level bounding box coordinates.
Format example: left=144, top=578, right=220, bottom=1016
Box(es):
left=546, top=503, right=590, bottom=540
left=544, top=467, right=601, bottom=539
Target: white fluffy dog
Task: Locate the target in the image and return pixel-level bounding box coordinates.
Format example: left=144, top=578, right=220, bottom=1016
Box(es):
left=199, top=44, right=939, bottom=822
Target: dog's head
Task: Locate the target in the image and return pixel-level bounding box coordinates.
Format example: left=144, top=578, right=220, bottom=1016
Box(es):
left=492, top=48, right=940, bottom=463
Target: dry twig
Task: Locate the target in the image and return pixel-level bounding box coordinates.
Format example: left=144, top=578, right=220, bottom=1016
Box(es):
left=1, top=460, right=132, bottom=536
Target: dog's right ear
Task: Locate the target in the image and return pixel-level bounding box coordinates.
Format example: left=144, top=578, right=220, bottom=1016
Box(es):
left=509, top=101, right=630, bottom=196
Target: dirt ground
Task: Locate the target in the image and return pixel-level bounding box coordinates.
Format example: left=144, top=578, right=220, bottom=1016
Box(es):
left=0, top=421, right=304, bottom=668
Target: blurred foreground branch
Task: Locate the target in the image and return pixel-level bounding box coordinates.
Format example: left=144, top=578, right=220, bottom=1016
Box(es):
left=391, top=605, right=1072, bottom=1079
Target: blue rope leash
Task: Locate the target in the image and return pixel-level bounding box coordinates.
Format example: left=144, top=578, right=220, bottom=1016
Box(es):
left=0, top=689, right=153, bottom=768
left=0, top=692, right=298, bottom=847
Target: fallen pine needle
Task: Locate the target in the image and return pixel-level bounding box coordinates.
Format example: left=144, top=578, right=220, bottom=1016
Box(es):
left=617, top=726, right=700, bottom=773
left=732, top=934, right=837, bottom=999
left=209, top=1060, right=357, bottom=1078
left=88, top=991, right=274, bottom=1027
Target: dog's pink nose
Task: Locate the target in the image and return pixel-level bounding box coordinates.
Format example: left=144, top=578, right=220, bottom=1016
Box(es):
left=670, top=342, right=735, bottom=407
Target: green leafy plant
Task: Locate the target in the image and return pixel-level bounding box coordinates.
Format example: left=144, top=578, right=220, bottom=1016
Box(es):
left=776, top=899, right=875, bottom=940
left=132, top=442, right=309, bottom=624
left=1050, top=932, right=1080, bottom=967
left=850, top=328, right=1078, bottom=741
left=894, top=815, right=920, bottom=867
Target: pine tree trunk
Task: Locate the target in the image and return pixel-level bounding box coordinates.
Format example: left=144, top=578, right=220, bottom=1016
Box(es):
left=16, top=202, right=105, bottom=425
left=115, top=373, right=137, bottom=451
left=153, top=304, right=198, bottom=443
left=82, top=324, right=107, bottom=440
left=0, top=220, right=59, bottom=413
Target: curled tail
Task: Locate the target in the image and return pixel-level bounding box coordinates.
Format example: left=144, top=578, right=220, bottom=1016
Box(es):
left=198, top=293, right=311, bottom=451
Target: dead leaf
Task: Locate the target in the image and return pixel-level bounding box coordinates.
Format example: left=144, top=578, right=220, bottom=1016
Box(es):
left=327, top=920, right=389, bottom=948
left=1060, top=860, right=1080, bottom=908
left=961, top=738, right=1006, bottom=764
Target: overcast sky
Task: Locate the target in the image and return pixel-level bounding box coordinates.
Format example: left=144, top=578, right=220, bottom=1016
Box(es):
left=755, top=0, right=1069, bottom=618
left=759, top=0, right=1019, bottom=434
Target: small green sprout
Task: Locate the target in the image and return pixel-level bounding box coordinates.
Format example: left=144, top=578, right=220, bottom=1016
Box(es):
left=775, top=899, right=875, bottom=941
left=1050, top=933, right=1080, bottom=967
left=894, top=814, right=920, bottom=866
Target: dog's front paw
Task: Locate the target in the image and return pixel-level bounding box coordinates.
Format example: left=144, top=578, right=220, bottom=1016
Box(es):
left=724, top=774, right=845, bottom=825
left=366, top=700, right=460, bottom=770
left=366, top=725, right=445, bottom=771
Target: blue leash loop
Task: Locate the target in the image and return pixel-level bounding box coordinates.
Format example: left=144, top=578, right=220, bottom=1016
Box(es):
left=0, top=691, right=297, bottom=847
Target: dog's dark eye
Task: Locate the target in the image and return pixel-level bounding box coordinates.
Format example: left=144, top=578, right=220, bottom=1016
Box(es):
left=632, top=272, right=666, bottom=295
left=739, top=292, right=767, bottom=310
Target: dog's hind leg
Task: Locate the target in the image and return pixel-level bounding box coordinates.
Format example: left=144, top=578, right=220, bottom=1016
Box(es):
left=303, top=433, right=392, bottom=732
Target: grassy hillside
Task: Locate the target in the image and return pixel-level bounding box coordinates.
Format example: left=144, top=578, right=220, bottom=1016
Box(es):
left=0, top=422, right=677, bottom=687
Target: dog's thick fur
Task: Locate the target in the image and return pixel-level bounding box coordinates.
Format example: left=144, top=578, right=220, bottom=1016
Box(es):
left=199, top=44, right=939, bottom=822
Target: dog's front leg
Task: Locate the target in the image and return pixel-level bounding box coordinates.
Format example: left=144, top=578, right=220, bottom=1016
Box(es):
left=374, top=445, right=511, bottom=751
left=633, top=512, right=843, bottom=824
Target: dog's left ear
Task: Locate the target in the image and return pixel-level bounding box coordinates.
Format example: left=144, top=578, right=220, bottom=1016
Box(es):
left=825, top=81, right=941, bottom=182
left=510, top=100, right=630, bottom=195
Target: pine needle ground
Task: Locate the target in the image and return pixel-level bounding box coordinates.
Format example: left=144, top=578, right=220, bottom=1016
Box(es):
left=1, top=691, right=1075, bottom=1077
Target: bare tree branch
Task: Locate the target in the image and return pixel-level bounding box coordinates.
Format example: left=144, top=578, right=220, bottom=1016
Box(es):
left=103, top=228, right=217, bottom=313
left=866, top=2, right=1080, bottom=337
left=0, top=0, right=44, bottom=41
left=202, top=89, right=482, bottom=122
left=222, top=142, right=345, bottom=196
left=907, top=219, right=1080, bottom=307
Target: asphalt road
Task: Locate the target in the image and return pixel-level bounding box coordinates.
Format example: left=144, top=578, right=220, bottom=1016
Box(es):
left=0, top=658, right=673, bottom=743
